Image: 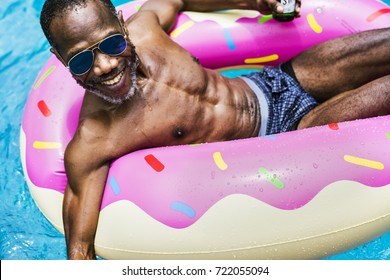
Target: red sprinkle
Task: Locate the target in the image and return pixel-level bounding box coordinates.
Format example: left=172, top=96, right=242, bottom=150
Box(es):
left=328, top=123, right=339, bottom=130
left=37, top=100, right=52, bottom=117
left=367, top=8, right=390, bottom=22
left=144, top=154, right=165, bottom=172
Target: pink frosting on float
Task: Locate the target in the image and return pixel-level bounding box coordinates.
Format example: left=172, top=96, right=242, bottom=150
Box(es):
left=101, top=118, right=390, bottom=228
left=118, top=0, right=390, bottom=69
left=22, top=0, right=390, bottom=229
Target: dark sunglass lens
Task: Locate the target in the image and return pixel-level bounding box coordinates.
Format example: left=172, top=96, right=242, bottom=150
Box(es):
left=99, top=34, right=127, bottom=55
left=68, top=51, right=94, bottom=75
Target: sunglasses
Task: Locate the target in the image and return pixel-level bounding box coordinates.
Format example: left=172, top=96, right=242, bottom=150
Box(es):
left=66, top=33, right=127, bottom=75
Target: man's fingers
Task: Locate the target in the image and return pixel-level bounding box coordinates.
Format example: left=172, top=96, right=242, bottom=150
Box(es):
left=267, top=0, right=283, bottom=13
left=295, top=0, right=302, bottom=16
left=257, top=0, right=301, bottom=16
left=256, top=0, right=280, bottom=14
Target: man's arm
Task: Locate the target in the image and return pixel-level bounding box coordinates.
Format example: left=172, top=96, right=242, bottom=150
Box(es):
left=135, top=0, right=301, bottom=32
left=63, top=118, right=112, bottom=259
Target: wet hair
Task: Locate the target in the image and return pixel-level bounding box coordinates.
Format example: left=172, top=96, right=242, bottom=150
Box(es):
left=40, top=0, right=117, bottom=47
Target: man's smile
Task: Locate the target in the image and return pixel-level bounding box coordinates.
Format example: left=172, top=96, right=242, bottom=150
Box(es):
left=100, top=69, right=124, bottom=86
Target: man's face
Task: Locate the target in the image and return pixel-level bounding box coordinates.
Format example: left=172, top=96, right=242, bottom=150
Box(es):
left=49, top=1, right=137, bottom=104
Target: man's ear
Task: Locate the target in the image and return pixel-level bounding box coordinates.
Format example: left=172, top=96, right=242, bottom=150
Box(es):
left=50, top=47, right=66, bottom=66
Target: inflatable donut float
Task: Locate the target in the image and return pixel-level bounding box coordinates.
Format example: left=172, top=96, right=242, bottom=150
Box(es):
left=21, top=0, right=390, bottom=259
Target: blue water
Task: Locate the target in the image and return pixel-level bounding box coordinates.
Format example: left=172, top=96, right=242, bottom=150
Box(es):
left=0, top=0, right=389, bottom=260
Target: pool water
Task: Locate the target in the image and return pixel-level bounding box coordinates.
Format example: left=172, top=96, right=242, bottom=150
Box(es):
left=1, top=0, right=389, bottom=260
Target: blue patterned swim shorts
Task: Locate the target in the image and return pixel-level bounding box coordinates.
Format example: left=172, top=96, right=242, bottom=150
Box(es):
left=241, top=66, right=318, bottom=136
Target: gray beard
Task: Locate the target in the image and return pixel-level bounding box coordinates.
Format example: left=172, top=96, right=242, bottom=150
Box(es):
left=78, top=45, right=139, bottom=105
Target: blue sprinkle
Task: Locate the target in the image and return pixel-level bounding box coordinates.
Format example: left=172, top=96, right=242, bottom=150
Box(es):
left=109, top=176, right=121, bottom=195
left=223, top=29, right=236, bottom=50
left=263, top=135, right=277, bottom=139
left=171, top=201, right=196, bottom=218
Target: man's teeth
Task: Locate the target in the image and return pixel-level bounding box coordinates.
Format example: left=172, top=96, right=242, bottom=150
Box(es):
left=101, top=71, right=124, bottom=86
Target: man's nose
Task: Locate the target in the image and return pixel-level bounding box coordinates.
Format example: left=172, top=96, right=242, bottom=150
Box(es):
left=92, top=51, right=119, bottom=76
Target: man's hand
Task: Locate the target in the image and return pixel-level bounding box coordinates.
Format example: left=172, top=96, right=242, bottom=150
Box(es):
left=254, top=0, right=301, bottom=17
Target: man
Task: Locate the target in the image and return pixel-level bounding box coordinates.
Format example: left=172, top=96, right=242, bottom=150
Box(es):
left=40, top=0, right=390, bottom=259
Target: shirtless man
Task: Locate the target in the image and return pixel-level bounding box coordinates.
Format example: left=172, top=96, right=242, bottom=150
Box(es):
left=39, top=0, right=390, bottom=259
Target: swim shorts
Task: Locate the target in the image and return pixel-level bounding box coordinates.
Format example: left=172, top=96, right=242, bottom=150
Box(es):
left=240, top=63, right=318, bottom=136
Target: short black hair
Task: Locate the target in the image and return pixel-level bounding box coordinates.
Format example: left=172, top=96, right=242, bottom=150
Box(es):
left=40, top=0, right=117, bottom=47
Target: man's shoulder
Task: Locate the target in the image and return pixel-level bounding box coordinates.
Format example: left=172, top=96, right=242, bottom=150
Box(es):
left=64, top=113, right=113, bottom=175
left=77, top=107, right=118, bottom=145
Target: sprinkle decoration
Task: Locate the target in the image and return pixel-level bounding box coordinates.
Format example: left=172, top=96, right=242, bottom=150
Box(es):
left=33, top=141, right=62, bottom=149
left=213, top=152, right=228, bottom=171
left=258, top=167, right=285, bottom=189
left=367, top=8, right=390, bottom=22
left=307, top=14, right=323, bottom=33
left=109, top=176, right=121, bottom=195
left=171, top=201, right=196, bottom=218
left=328, top=123, right=339, bottom=130
left=33, top=66, right=55, bottom=89
left=37, top=100, right=52, bottom=117
left=170, top=21, right=195, bottom=38
left=245, top=54, right=279, bottom=64
left=344, top=155, right=384, bottom=170
left=144, top=154, right=165, bottom=172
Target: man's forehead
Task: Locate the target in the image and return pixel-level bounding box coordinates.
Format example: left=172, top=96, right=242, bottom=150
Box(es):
left=49, top=1, right=118, bottom=56
left=51, top=0, right=115, bottom=27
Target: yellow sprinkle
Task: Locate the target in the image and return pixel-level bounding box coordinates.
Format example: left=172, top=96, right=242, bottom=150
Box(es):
left=170, top=21, right=195, bottom=38
left=244, top=54, right=279, bottom=64
left=33, top=66, right=56, bottom=89
left=189, top=143, right=202, bottom=147
left=217, top=65, right=264, bottom=72
left=33, top=141, right=62, bottom=149
left=344, top=155, right=384, bottom=170
left=307, top=14, right=323, bottom=34
left=213, top=152, right=228, bottom=171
